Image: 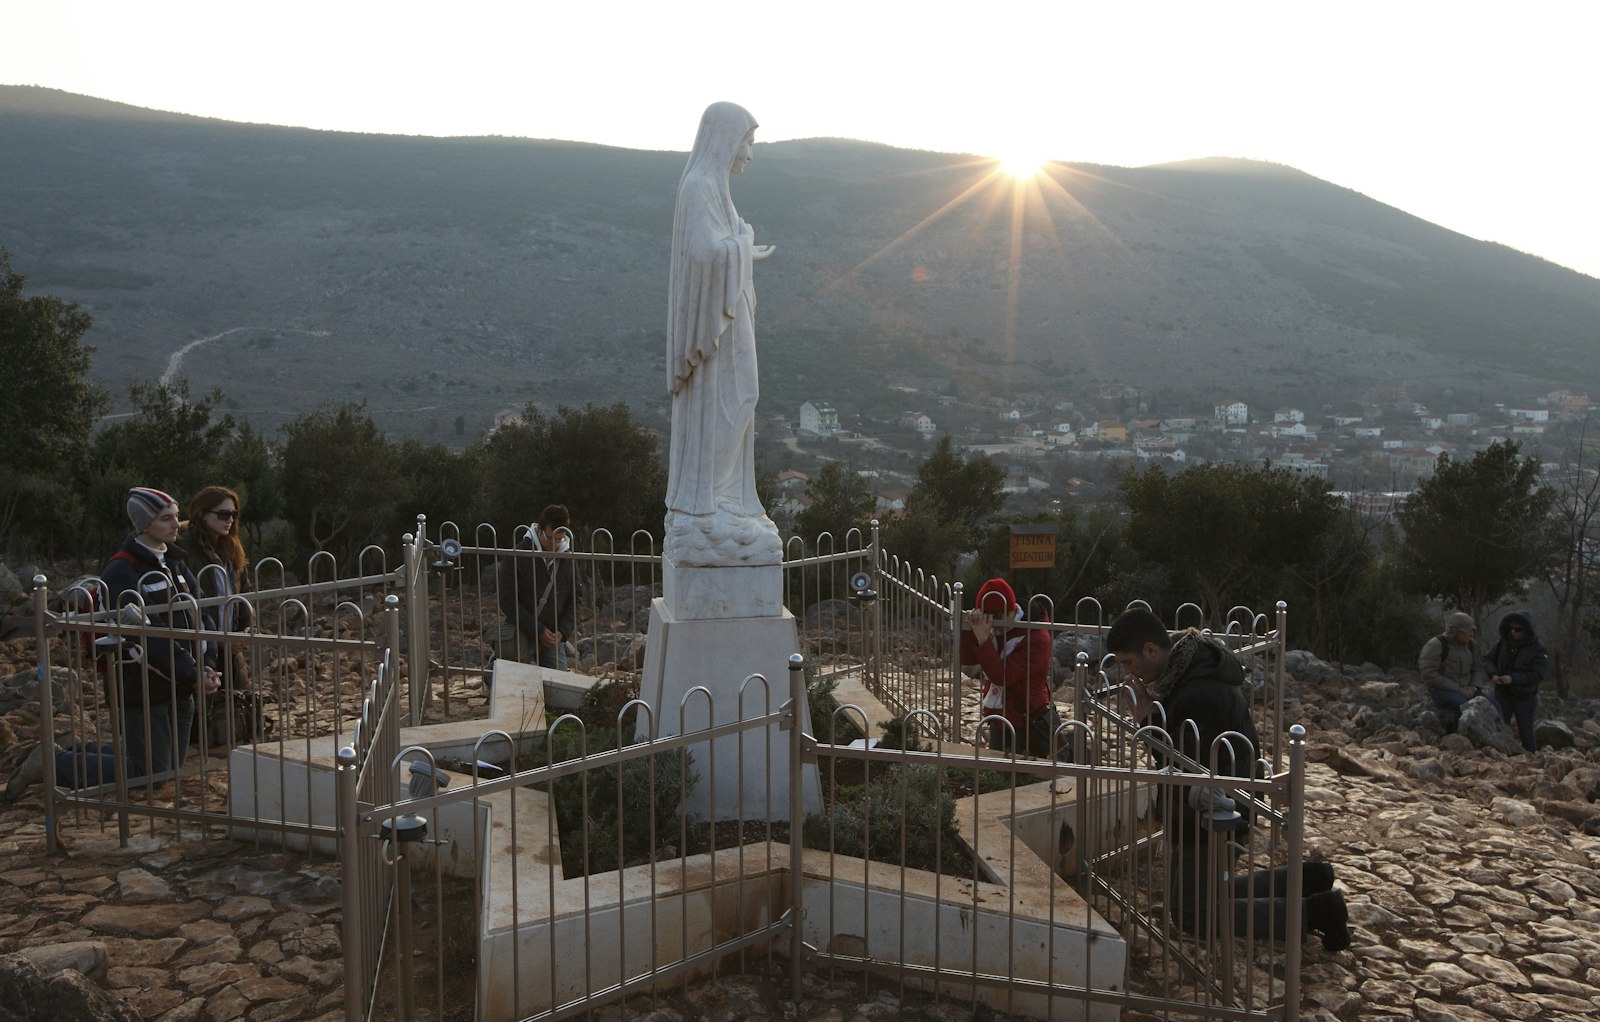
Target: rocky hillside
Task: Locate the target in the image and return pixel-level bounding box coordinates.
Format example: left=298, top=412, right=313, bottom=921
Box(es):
left=1274, top=654, right=1600, bottom=1020
left=1, top=639, right=1598, bottom=1020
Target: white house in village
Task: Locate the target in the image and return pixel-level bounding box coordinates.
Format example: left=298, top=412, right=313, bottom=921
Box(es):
left=799, top=401, right=840, bottom=436
left=1214, top=399, right=1248, bottom=426
left=899, top=412, right=937, bottom=434
left=1273, top=407, right=1305, bottom=424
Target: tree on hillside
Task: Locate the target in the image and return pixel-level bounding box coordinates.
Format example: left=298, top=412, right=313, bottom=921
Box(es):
left=221, top=422, right=283, bottom=552
left=795, top=462, right=874, bottom=548
left=90, top=378, right=238, bottom=498
left=480, top=403, right=666, bottom=541
left=1395, top=441, right=1559, bottom=622
left=393, top=439, right=487, bottom=541
left=1120, top=463, right=1252, bottom=622
left=280, top=403, right=400, bottom=559
left=1119, top=461, right=1378, bottom=643
left=881, top=435, right=1006, bottom=582
left=904, top=436, right=1007, bottom=536
left=971, top=504, right=1126, bottom=621
left=1539, top=418, right=1600, bottom=696
left=0, top=249, right=106, bottom=553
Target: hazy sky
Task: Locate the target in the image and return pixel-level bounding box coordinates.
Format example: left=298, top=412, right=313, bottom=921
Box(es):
left=8, top=1, right=1599, bottom=279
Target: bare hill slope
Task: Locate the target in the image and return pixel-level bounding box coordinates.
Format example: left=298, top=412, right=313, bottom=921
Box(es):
left=4, top=86, right=1598, bottom=441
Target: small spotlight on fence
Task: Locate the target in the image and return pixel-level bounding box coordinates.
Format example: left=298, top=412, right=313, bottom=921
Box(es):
left=849, top=570, right=877, bottom=604
left=407, top=761, right=450, bottom=800
left=429, top=537, right=462, bottom=573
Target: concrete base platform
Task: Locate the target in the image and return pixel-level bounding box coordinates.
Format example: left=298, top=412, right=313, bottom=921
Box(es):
left=228, top=662, right=1137, bottom=1022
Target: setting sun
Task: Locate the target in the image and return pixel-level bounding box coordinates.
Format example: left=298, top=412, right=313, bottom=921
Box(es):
left=997, top=151, right=1050, bottom=179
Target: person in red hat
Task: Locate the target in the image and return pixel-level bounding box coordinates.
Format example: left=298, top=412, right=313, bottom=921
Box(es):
left=959, top=577, right=1063, bottom=759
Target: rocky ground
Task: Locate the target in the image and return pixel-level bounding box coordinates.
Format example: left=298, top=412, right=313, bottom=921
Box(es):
left=3, top=634, right=1600, bottom=1021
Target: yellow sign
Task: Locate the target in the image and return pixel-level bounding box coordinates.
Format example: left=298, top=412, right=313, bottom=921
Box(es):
left=1009, top=525, right=1058, bottom=570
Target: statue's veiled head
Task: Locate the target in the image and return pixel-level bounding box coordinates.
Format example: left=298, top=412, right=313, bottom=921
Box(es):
left=687, top=102, right=758, bottom=177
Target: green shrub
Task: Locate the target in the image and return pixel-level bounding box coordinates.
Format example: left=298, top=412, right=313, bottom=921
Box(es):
left=802, top=763, right=967, bottom=875
left=806, top=666, right=865, bottom=745
left=527, top=723, right=702, bottom=877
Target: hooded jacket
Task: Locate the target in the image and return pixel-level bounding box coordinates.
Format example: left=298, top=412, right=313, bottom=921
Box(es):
left=1480, top=610, right=1549, bottom=698
left=959, top=604, right=1054, bottom=738
left=497, top=529, right=577, bottom=650
left=1150, top=631, right=1261, bottom=848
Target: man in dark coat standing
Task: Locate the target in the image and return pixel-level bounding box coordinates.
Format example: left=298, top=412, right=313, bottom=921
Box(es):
left=498, top=504, right=578, bottom=671
left=1107, top=607, right=1349, bottom=951
left=1481, top=610, right=1548, bottom=754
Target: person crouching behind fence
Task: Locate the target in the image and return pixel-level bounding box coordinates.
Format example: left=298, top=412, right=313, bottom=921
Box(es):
left=497, top=503, right=577, bottom=671
left=960, top=577, right=1064, bottom=760
left=57, top=487, right=222, bottom=787
left=1106, top=607, right=1350, bottom=952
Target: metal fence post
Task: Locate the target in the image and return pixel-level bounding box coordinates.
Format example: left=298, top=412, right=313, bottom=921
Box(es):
left=33, top=576, right=59, bottom=855
left=1072, top=651, right=1092, bottom=884
left=787, top=652, right=806, bottom=1005
left=403, top=519, right=429, bottom=725
left=868, top=519, right=882, bottom=690
left=336, top=745, right=365, bottom=1020
left=949, top=581, right=964, bottom=743
left=1283, top=723, right=1308, bottom=1019
left=1274, top=601, right=1289, bottom=774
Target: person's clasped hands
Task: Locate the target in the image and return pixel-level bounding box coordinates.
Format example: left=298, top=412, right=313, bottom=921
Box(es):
left=964, top=607, right=993, bottom=644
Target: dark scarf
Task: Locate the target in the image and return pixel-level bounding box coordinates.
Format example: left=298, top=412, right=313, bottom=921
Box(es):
left=1150, top=629, right=1206, bottom=701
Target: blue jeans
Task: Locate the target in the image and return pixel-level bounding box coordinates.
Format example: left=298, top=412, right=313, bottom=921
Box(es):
left=1491, top=689, right=1538, bottom=753
left=1429, top=688, right=1474, bottom=732
left=537, top=640, right=568, bottom=671
left=54, top=696, right=196, bottom=788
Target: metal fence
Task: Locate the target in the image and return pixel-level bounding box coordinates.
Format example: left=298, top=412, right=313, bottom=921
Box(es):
left=32, top=562, right=395, bottom=853
left=401, top=516, right=879, bottom=716
left=27, top=521, right=1307, bottom=1022
left=344, top=655, right=1307, bottom=1022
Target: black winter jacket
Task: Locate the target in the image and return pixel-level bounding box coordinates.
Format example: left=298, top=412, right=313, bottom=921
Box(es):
left=1154, top=634, right=1262, bottom=847
left=1480, top=610, right=1549, bottom=698
left=496, top=533, right=577, bottom=651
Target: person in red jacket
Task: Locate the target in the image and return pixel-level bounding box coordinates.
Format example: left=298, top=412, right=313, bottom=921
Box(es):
left=959, top=577, right=1064, bottom=759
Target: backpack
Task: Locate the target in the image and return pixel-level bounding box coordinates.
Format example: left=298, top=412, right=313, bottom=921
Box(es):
left=190, top=689, right=275, bottom=748
left=63, top=551, right=140, bottom=673
left=1433, top=633, right=1474, bottom=672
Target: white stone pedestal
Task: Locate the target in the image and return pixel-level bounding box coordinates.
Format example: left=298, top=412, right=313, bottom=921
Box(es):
left=638, top=597, right=822, bottom=821
left=663, top=558, right=783, bottom=620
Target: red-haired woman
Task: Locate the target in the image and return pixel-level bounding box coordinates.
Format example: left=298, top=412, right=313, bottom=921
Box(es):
left=175, top=486, right=254, bottom=687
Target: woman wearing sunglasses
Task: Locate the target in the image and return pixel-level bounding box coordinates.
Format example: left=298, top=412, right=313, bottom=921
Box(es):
left=175, top=486, right=255, bottom=695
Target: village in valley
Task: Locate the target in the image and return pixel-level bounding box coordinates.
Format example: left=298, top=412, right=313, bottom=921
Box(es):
left=766, top=382, right=1597, bottom=527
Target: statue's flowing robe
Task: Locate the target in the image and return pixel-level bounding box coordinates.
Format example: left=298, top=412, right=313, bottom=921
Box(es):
left=666, top=102, right=764, bottom=520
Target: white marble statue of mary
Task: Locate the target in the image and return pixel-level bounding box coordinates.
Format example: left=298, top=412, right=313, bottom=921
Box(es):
left=664, top=102, right=782, bottom=568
